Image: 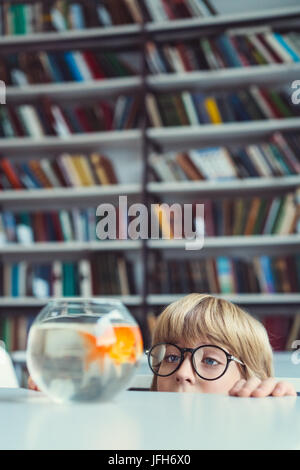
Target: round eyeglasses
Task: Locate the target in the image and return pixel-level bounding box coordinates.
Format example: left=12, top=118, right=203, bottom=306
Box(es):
left=146, top=343, right=245, bottom=381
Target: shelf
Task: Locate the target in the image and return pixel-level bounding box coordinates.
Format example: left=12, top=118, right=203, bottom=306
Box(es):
left=148, top=235, right=300, bottom=256
left=0, top=235, right=298, bottom=261
left=149, top=64, right=300, bottom=92
left=0, top=24, right=142, bottom=52
left=2, top=119, right=300, bottom=155
left=0, top=295, right=143, bottom=308
left=146, top=6, right=300, bottom=39
left=5, top=77, right=142, bottom=103
left=0, top=184, right=141, bottom=210
left=2, top=5, right=299, bottom=52
left=0, top=130, right=141, bottom=155
left=148, top=176, right=300, bottom=198
left=6, top=63, right=300, bottom=104
left=148, top=118, right=300, bottom=151
left=0, top=176, right=298, bottom=211
left=0, top=240, right=142, bottom=262
left=147, top=293, right=300, bottom=307
left=0, top=293, right=299, bottom=311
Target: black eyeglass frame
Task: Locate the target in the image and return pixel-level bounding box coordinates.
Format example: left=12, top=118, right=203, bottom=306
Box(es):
left=146, top=342, right=245, bottom=381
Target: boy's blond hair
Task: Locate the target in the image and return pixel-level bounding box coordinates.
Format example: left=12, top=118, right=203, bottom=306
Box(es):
left=150, top=294, right=274, bottom=391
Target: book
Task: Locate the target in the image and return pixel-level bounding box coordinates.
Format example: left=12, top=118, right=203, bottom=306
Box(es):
left=39, top=158, right=63, bottom=188
left=273, top=32, right=300, bottom=62
left=90, top=153, right=118, bottom=185
left=215, top=257, right=234, bottom=293
left=256, top=256, right=276, bottom=293
left=189, top=147, right=238, bottom=180
left=19, top=105, right=46, bottom=137
left=285, top=314, right=300, bottom=349
left=146, top=93, right=164, bottom=127
left=149, top=153, right=179, bottom=181
left=274, top=193, right=297, bottom=235
left=59, top=154, right=82, bottom=187
left=62, top=262, right=77, bottom=296
left=0, top=158, right=23, bottom=189
left=78, top=259, right=92, bottom=297
left=243, top=198, right=260, bottom=235
left=175, top=152, right=205, bottom=180
left=263, top=315, right=292, bottom=351
left=124, top=0, right=144, bottom=23
left=51, top=260, right=63, bottom=297
left=72, top=155, right=97, bottom=186
left=16, top=212, right=34, bottom=244
left=152, top=203, right=174, bottom=239
left=28, top=160, right=53, bottom=188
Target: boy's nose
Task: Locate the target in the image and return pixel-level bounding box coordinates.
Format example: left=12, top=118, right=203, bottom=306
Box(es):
left=174, top=355, right=196, bottom=384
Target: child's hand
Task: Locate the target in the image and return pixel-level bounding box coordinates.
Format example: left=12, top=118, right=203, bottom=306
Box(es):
left=229, top=377, right=297, bottom=397
left=28, top=375, right=40, bottom=392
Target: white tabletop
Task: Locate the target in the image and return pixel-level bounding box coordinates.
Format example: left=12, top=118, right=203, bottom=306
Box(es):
left=1, top=388, right=300, bottom=450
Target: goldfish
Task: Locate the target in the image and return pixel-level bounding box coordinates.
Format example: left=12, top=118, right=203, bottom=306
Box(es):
left=79, top=324, right=143, bottom=370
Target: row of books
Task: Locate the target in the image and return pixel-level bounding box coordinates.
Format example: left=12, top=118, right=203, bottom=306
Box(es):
left=0, top=154, right=118, bottom=190
left=152, top=192, right=299, bottom=238
left=1, top=49, right=138, bottom=87
left=0, top=95, right=141, bottom=138
left=1, top=189, right=298, bottom=244
left=152, top=195, right=299, bottom=240
left=146, top=29, right=300, bottom=74
left=0, top=314, right=35, bottom=352
left=0, top=254, right=136, bottom=298
left=0, top=140, right=298, bottom=193
left=0, top=134, right=299, bottom=193
left=146, top=86, right=300, bottom=128
left=149, top=132, right=300, bottom=181
left=1, top=85, right=299, bottom=138
left=136, top=0, right=217, bottom=22
left=0, top=0, right=218, bottom=35
left=0, top=206, right=127, bottom=243
left=3, top=28, right=300, bottom=86
left=203, top=194, right=299, bottom=237
left=149, top=254, right=300, bottom=296
left=0, top=209, right=99, bottom=244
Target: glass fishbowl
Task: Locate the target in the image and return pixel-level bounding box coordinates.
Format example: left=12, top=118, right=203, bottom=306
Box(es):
left=26, top=298, right=143, bottom=403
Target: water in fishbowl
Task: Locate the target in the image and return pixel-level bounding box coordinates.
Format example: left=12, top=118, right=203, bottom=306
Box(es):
left=27, top=315, right=143, bottom=403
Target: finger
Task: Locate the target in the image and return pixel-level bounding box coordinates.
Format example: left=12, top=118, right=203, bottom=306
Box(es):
left=233, top=376, right=262, bottom=397
left=251, top=377, right=277, bottom=397
left=28, top=376, right=39, bottom=391
left=228, top=379, right=247, bottom=396
left=271, top=381, right=297, bottom=397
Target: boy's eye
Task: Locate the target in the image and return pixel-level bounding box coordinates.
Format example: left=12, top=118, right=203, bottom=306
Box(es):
left=164, top=354, right=180, bottom=364
left=203, top=357, right=220, bottom=366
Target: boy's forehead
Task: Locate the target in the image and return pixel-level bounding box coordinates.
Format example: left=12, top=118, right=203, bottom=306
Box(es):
left=173, top=338, right=207, bottom=348
left=164, top=333, right=209, bottom=347
left=163, top=334, right=232, bottom=353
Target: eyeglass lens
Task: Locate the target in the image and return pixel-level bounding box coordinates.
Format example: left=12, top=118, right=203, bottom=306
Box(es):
left=149, top=343, right=228, bottom=379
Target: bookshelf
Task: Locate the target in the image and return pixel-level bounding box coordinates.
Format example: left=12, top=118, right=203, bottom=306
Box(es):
left=147, top=293, right=300, bottom=308
left=148, top=176, right=300, bottom=197
left=148, top=235, right=300, bottom=255
left=0, top=131, right=142, bottom=154
left=148, top=119, right=300, bottom=150
left=0, top=1, right=300, bottom=357
left=0, top=184, right=141, bottom=210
